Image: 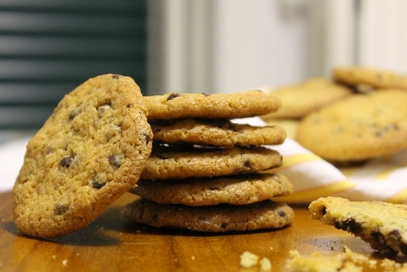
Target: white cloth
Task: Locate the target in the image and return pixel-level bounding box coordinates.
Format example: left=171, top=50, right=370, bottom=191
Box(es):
left=0, top=137, right=29, bottom=192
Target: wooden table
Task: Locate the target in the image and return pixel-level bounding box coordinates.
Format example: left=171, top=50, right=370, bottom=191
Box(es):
left=0, top=191, right=402, bottom=271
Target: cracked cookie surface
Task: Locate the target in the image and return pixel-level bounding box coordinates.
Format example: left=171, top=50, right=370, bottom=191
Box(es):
left=13, top=74, right=153, bottom=238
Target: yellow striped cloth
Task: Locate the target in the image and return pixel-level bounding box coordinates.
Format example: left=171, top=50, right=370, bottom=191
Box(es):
left=235, top=117, right=407, bottom=204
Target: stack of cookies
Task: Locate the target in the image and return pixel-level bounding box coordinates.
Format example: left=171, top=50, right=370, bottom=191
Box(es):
left=122, top=90, right=295, bottom=233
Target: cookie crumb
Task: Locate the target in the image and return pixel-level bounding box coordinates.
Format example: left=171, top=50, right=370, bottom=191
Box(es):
left=260, top=257, right=272, bottom=271
left=286, top=247, right=377, bottom=271
left=240, top=251, right=259, bottom=268
left=380, top=258, right=407, bottom=270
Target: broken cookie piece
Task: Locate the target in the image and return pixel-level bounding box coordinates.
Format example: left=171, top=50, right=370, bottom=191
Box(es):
left=309, top=196, right=407, bottom=255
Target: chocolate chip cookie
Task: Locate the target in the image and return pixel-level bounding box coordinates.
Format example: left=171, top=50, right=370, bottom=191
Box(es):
left=296, top=89, right=407, bottom=162
left=150, top=118, right=286, bottom=147
left=141, top=145, right=283, bottom=180
left=13, top=74, right=153, bottom=238
left=143, top=90, right=282, bottom=120
left=130, top=173, right=293, bottom=206
left=122, top=198, right=294, bottom=232
left=333, top=66, right=407, bottom=91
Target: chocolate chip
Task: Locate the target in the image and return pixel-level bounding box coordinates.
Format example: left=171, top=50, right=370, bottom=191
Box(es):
left=60, top=156, right=74, bottom=168
left=91, top=173, right=108, bottom=189
left=112, top=74, right=120, bottom=79
left=340, top=218, right=362, bottom=233
left=109, top=154, right=124, bottom=168
left=69, top=109, right=78, bottom=121
left=244, top=159, right=252, bottom=169
left=166, top=93, right=181, bottom=101
left=375, top=123, right=399, bottom=137
left=334, top=221, right=342, bottom=230
left=371, top=228, right=385, bottom=244
left=92, top=180, right=107, bottom=189
left=54, top=204, right=69, bottom=215
left=277, top=209, right=286, bottom=217
left=321, top=206, right=327, bottom=215
left=144, top=132, right=151, bottom=145
left=389, top=230, right=407, bottom=254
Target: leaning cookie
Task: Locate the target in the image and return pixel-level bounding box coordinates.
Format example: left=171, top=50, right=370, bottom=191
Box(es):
left=13, top=74, right=153, bottom=239
left=333, top=66, right=407, bottom=91
left=296, top=89, right=407, bottom=162
left=122, top=198, right=294, bottom=232
left=309, top=197, right=407, bottom=255
left=143, top=90, right=282, bottom=120
left=130, top=173, right=293, bottom=206
left=150, top=118, right=286, bottom=147
left=141, top=145, right=283, bottom=180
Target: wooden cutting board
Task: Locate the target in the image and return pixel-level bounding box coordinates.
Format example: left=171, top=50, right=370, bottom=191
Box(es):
left=0, top=191, right=400, bottom=271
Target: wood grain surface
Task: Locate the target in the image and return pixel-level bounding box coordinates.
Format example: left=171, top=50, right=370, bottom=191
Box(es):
left=0, top=191, right=404, bottom=271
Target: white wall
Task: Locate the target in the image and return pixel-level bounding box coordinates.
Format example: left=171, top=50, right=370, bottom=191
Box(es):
left=357, top=0, right=407, bottom=74
left=148, top=0, right=310, bottom=95
left=211, top=0, right=307, bottom=93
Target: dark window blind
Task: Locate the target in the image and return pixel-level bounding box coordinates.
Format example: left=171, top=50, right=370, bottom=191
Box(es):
left=0, top=0, right=148, bottom=129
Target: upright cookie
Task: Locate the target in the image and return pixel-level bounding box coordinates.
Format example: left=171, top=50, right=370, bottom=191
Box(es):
left=143, top=90, right=281, bottom=120
left=122, top=198, right=294, bottom=232
left=309, top=197, right=407, bottom=255
left=150, top=118, right=286, bottom=147
left=141, top=145, right=283, bottom=180
left=261, top=78, right=353, bottom=120
left=130, top=173, right=293, bottom=206
left=13, top=74, right=153, bottom=238
left=296, top=89, right=407, bottom=162
left=333, top=66, right=407, bottom=91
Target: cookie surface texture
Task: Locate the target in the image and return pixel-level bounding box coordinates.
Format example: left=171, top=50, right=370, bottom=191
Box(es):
left=143, top=90, right=281, bottom=120
left=261, top=78, right=353, bottom=120
left=131, top=173, right=293, bottom=206
left=141, top=145, right=283, bottom=180
left=122, top=198, right=294, bottom=232
left=13, top=74, right=153, bottom=238
left=150, top=118, right=286, bottom=147
left=309, top=197, right=407, bottom=255
left=333, top=66, right=407, bottom=91
left=296, top=89, right=407, bottom=162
